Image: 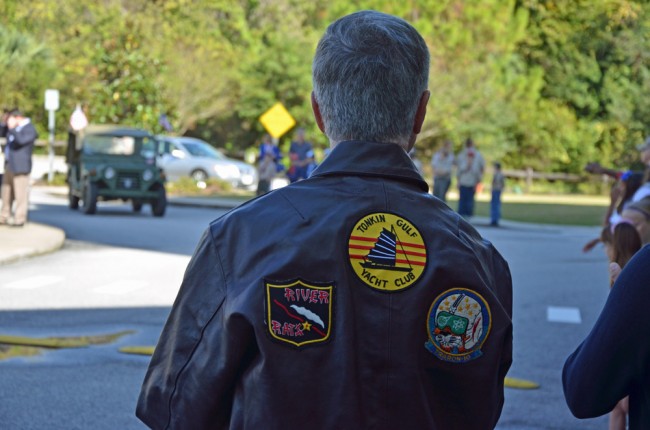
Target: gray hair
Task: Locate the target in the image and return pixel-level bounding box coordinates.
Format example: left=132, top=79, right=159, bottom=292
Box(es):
left=312, top=10, right=430, bottom=145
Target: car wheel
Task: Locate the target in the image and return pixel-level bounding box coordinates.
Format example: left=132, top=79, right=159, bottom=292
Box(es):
left=68, top=187, right=79, bottom=210
left=82, top=182, right=98, bottom=215
left=151, top=187, right=167, bottom=217
left=191, top=169, right=208, bottom=182
left=132, top=200, right=143, bottom=212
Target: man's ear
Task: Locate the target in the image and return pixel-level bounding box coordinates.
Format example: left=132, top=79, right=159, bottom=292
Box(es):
left=311, top=92, right=326, bottom=134
left=412, top=90, right=430, bottom=135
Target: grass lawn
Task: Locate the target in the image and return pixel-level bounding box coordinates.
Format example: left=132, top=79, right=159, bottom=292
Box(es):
left=38, top=164, right=610, bottom=227
left=211, top=190, right=609, bottom=226
left=168, top=182, right=611, bottom=227
left=446, top=191, right=609, bottom=226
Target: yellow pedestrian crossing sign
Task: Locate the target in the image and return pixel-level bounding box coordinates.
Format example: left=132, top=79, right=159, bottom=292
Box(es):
left=259, top=102, right=296, bottom=138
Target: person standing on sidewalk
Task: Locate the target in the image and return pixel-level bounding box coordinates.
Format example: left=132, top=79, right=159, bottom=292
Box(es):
left=456, top=137, right=485, bottom=217
left=1, top=109, right=38, bottom=227
left=431, top=139, right=454, bottom=201
left=490, top=162, right=505, bottom=226
left=287, top=127, right=314, bottom=182
left=256, top=150, right=277, bottom=196
left=258, top=133, right=283, bottom=171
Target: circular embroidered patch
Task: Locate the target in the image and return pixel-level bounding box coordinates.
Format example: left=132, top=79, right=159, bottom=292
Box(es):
left=348, top=212, right=427, bottom=292
left=425, top=288, right=491, bottom=363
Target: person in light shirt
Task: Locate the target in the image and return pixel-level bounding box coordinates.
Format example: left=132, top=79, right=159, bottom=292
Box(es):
left=455, top=137, right=485, bottom=217
left=431, top=140, right=454, bottom=201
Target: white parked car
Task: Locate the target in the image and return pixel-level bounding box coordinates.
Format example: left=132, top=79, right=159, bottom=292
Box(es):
left=157, top=136, right=258, bottom=190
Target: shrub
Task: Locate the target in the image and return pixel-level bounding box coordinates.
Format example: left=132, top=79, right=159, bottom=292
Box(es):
left=37, top=171, right=67, bottom=186
left=165, top=177, right=233, bottom=196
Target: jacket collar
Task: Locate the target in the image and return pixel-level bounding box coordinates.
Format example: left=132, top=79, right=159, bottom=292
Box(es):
left=310, top=140, right=429, bottom=192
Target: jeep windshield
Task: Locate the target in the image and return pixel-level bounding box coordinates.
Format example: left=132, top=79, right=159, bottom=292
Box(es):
left=83, top=135, right=156, bottom=158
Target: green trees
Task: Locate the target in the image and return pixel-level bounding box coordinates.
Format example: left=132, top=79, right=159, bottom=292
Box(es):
left=0, top=25, right=55, bottom=126
left=515, top=0, right=650, bottom=171
left=2, top=0, right=649, bottom=174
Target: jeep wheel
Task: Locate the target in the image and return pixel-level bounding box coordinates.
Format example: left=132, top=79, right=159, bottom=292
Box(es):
left=191, top=169, right=208, bottom=182
left=68, top=187, right=79, bottom=210
left=82, top=182, right=98, bottom=215
left=132, top=200, right=143, bottom=212
left=151, top=187, right=167, bottom=217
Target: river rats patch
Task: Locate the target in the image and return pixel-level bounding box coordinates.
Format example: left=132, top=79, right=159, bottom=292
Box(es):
left=425, top=288, right=492, bottom=363
left=265, top=279, right=333, bottom=347
left=348, top=212, right=427, bottom=292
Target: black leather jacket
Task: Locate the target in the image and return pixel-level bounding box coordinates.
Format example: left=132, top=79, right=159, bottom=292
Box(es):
left=137, top=140, right=513, bottom=430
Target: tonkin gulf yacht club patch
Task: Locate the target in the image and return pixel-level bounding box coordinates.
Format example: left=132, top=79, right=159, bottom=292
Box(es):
left=348, top=212, right=427, bottom=292
left=265, top=279, right=334, bottom=347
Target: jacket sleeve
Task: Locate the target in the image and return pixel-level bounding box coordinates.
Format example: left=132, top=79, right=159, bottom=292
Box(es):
left=11, top=123, right=38, bottom=146
left=563, top=245, right=650, bottom=418
left=136, top=228, right=244, bottom=429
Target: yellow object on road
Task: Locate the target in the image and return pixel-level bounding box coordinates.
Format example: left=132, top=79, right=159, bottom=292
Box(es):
left=0, top=330, right=134, bottom=349
left=505, top=377, right=540, bottom=389
left=119, top=346, right=155, bottom=356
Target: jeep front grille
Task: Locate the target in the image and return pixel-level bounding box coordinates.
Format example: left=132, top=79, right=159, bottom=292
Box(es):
left=117, top=172, right=141, bottom=190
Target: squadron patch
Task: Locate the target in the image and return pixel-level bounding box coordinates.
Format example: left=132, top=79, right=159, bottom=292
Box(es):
left=348, top=212, right=427, bottom=292
left=425, top=288, right=491, bottom=363
left=265, top=279, right=333, bottom=347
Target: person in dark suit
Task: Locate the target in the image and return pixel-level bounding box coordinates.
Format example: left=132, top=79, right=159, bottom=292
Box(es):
left=1, top=109, right=38, bottom=227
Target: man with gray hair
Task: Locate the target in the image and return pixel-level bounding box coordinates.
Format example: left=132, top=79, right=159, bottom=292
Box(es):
left=137, top=10, right=512, bottom=430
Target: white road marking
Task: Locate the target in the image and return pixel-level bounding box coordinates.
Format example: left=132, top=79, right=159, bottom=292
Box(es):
left=2, top=275, right=64, bottom=290
left=92, top=280, right=149, bottom=295
left=547, top=306, right=582, bottom=324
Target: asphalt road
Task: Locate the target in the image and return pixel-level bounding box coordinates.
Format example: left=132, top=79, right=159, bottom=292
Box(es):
left=0, top=189, right=612, bottom=429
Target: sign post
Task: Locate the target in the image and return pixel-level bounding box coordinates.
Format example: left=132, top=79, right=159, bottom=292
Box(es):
left=44, top=89, right=60, bottom=183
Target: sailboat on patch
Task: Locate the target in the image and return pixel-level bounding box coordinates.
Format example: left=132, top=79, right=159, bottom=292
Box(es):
left=361, top=226, right=413, bottom=272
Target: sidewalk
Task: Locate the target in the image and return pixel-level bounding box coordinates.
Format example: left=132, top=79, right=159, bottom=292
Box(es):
left=0, top=222, right=65, bottom=265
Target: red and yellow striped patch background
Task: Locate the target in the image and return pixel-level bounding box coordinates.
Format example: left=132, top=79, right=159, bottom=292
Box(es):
left=348, top=213, right=427, bottom=292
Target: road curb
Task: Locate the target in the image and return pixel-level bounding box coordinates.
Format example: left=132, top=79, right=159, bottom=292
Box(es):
left=0, top=222, right=66, bottom=266
left=168, top=197, right=242, bottom=210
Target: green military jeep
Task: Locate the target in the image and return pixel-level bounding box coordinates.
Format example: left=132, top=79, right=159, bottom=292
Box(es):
left=66, top=125, right=167, bottom=216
